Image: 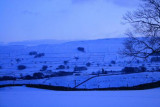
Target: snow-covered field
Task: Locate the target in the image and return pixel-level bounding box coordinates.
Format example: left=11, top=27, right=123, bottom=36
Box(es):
left=0, top=38, right=160, bottom=89
left=0, top=86, right=160, bottom=107
left=0, top=72, right=160, bottom=89
left=0, top=38, right=159, bottom=77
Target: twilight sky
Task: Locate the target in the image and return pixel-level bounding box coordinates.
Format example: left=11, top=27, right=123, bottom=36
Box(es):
left=0, top=0, right=140, bottom=42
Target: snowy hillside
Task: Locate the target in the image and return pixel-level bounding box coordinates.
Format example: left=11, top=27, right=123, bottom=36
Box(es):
left=0, top=38, right=125, bottom=76
left=0, top=38, right=160, bottom=89
left=0, top=38, right=159, bottom=77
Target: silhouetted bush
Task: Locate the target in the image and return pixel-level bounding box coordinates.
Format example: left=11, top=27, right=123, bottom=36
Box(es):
left=74, top=66, right=87, bottom=71
left=63, top=60, right=69, bottom=65
left=56, top=65, right=65, bottom=70
left=56, top=71, right=73, bottom=76
left=24, top=75, right=33, bottom=80
left=111, top=60, right=116, bottom=64
left=122, top=66, right=147, bottom=74
left=40, top=65, right=48, bottom=71
left=74, top=57, right=79, bottom=61
left=33, top=72, right=44, bottom=79
left=44, top=75, right=51, bottom=78
left=101, top=68, right=107, bottom=74
left=29, top=51, right=37, bottom=55
left=122, top=67, right=139, bottom=74
left=34, top=53, right=45, bottom=58
left=86, top=62, right=91, bottom=67
left=151, top=57, right=160, bottom=62
left=0, top=76, right=16, bottom=81
left=16, top=58, right=21, bottom=63
left=17, top=65, right=26, bottom=70
left=77, top=47, right=85, bottom=52
left=139, top=66, right=147, bottom=72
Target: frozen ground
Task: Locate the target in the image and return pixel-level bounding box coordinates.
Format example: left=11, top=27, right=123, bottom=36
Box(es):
left=0, top=72, right=160, bottom=89
left=0, top=86, right=160, bottom=107
left=1, top=38, right=159, bottom=77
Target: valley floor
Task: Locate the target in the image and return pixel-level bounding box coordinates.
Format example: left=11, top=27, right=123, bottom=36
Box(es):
left=0, top=86, right=160, bottom=107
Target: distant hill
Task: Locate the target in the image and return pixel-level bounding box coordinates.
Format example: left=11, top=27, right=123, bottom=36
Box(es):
left=7, top=39, right=70, bottom=46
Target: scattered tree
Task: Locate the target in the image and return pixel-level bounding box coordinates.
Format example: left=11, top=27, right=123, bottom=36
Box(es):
left=111, top=60, right=116, bottom=64
left=34, top=53, right=45, bottom=58
left=29, top=51, right=38, bottom=55
left=56, top=65, right=65, bottom=69
left=17, top=65, right=26, bottom=70
left=74, top=66, right=87, bottom=71
left=86, top=62, right=91, bottom=67
left=77, top=47, right=85, bottom=52
left=63, top=60, right=69, bottom=65
left=33, top=72, right=44, bottom=79
left=40, top=65, right=48, bottom=71
left=24, top=75, right=33, bottom=80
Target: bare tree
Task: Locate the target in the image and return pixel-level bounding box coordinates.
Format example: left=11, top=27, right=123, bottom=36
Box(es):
left=123, top=0, right=160, bottom=59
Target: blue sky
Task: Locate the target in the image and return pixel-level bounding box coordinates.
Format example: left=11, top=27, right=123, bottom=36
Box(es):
left=0, top=0, right=140, bottom=42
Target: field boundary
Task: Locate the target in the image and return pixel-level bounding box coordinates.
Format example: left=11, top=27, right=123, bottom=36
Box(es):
left=0, top=80, right=160, bottom=91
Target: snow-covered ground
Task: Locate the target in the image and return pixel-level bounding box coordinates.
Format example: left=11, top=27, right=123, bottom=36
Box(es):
left=0, top=38, right=159, bottom=77
left=0, top=86, right=160, bottom=107
left=0, top=38, right=160, bottom=89
left=77, top=72, right=160, bottom=89
left=0, top=72, right=160, bottom=89
left=0, top=38, right=125, bottom=76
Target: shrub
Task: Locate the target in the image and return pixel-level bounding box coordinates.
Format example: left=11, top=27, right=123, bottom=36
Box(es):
left=122, top=67, right=139, bottom=74
left=33, top=72, right=44, bottom=79
left=29, top=51, right=37, bottom=55
left=86, top=62, right=91, bottom=67
left=101, top=68, right=107, bottom=74
left=56, top=65, right=65, bottom=70
left=17, top=65, right=26, bottom=70
left=44, top=75, right=50, bottom=78
left=74, top=57, right=79, bottom=61
left=139, top=66, right=147, bottom=72
left=77, top=47, right=85, bottom=52
left=136, top=60, right=140, bottom=63
left=108, top=64, right=112, bottom=67
left=64, top=60, right=69, bottom=65
left=16, top=58, right=21, bottom=63
left=150, top=57, right=160, bottom=62
left=0, top=76, right=16, bottom=81
left=40, top=65, right=48, bottom=71
left=156, top=67, right=160, bottom=72
left=111, top=60, right=116, bottom=64
left=24, top=75, right=33, bottom=80
left=122, top=66, right=146, bottom=74
left=56, top=71, right=73, bottom=76
left=74, top=66, right=87, bottom=71
left=34, top=53, right=45, bottom=58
